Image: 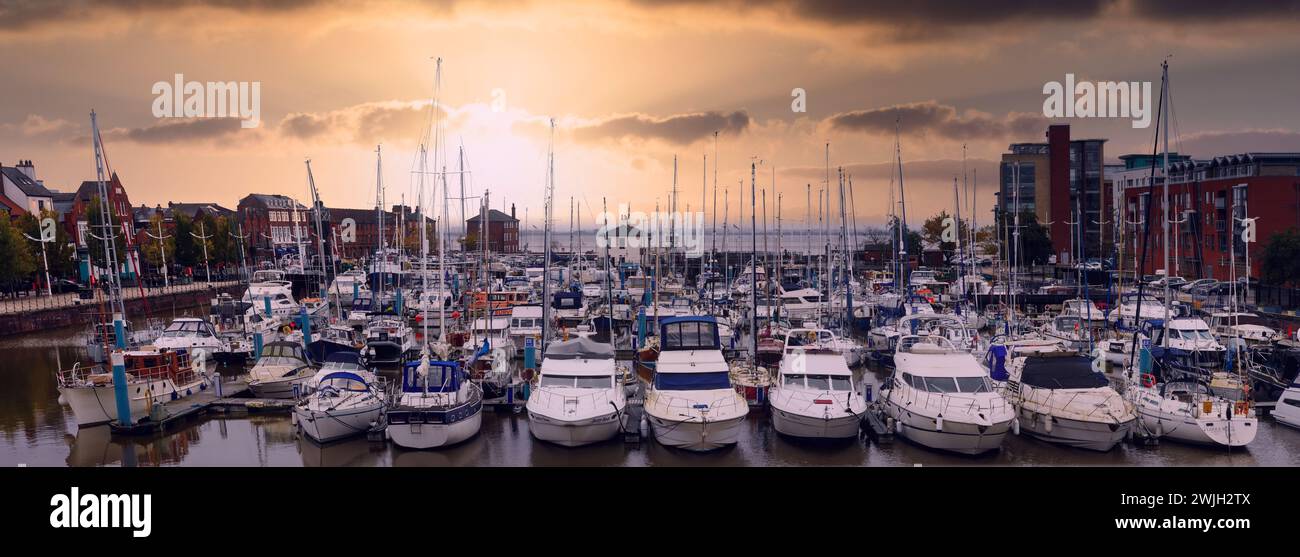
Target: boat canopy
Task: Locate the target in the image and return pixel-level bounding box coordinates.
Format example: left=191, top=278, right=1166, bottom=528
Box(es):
left=401, top=360, right=463, bottom=393
left=544, top=336, right=614, bottom=360
left=323, top=351, right=365, bottom=368
left=659, top=316, right=720, bottom=351
left=1019, top=356, right=1108, bottom=389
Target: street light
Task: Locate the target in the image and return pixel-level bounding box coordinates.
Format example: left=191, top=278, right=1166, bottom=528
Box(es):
left=21, top=219, right=53, bottom=297
left=144, top=217, right=171, bottom=288
left=191, top=221, right=213, bottom=283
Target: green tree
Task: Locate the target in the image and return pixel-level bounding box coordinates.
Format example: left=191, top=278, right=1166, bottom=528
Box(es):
left=17, top=210, right=76, bottom=278
left=921, top=211, right=970, bottom=257
left=994, top=209, right=1053, bottom=266
left=0, top=217, right=37, bottom=287
left=173, top=212, right=198, bottom=268
left=139, top=213, right=175, bottom=273
left=84, top=196, right=127, bottom=273
left=1260, top=227, right=1300, bottom=287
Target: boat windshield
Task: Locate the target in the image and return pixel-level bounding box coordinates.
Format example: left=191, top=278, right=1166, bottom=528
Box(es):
left=162, top=321, right=209, bottom=337
left=655, top=371, right=730, bottom=390
left=783, top=374, right=852, bottom=391
left=901, top=372, right=992, bottom=393
left=539, top=374, right=613, bottom=389
left=1169, top=328, right=1214, bottom=341
left=319, top=374, right=369, bottom=392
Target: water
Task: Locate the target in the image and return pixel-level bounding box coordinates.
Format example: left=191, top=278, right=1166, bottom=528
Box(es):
left=3, top=324, right=1298, bottom=467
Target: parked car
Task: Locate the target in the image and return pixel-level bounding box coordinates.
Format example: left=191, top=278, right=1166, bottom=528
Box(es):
left=1181, top=278, right=1217, bottom=293
left=50, top=279, right=86, bottom=294
left=1189, top=280, right=1221, bottom=295
left=1150, top=276, right=1188, bottom=288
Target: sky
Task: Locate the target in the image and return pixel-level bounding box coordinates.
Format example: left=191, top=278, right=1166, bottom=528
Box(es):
left=2, top=0, right=1299, bottom=231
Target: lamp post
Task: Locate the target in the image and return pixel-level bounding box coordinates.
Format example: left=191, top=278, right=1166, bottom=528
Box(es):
left=21, top=227, right=52, bottom=297
left=144, top=217, right=171, bottom=287
left=191, top=221, right=213, bottom=283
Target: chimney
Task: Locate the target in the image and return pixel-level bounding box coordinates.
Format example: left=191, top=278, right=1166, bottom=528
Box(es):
left=511, top=203, right=516, bottom=220
left=16, top=159, right=34, bottom=180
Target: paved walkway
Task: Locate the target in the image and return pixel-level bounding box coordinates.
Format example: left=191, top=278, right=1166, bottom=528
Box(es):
left=0, top=280, right=242, bottom=315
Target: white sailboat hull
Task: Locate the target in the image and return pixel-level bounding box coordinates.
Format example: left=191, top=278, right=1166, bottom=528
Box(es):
left=294, top=403, right=384, bottom=444
left=388, top=411, right=482, bottom=450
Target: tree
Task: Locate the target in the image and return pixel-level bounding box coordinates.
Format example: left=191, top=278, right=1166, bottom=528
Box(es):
left=84, top=196, right=127, bottom=273
left=0, top=217, right=37, bottom=287
left=1260, top=227, right=1300, bottom=287
left=994, top=209, right=1053, bottom=266
left=173, top=212, right=198, bottom=268
left=139, top=213, right=175, bottom=272
left=18, top=210, right=76, bottom=279
left=921, top=211, right=970, bottom=258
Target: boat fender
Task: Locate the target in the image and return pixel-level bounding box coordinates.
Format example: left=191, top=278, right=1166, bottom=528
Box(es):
left=935, top=414, right=943, bottom=432
left=1043, top=413, right=1052, bottom=434
left=1155, top=419, right=1163, bottom=438
left=891, top=417, right=901, bottom=435
left=1011, top=418, right=1020, bottom=436
left=1140, top=373, right=1156, bottom=388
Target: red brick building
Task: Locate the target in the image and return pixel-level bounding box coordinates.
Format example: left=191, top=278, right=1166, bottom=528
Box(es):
left=1122, top=153, right=1300, bottom=279
left=465, top=205, right=520, bottom=253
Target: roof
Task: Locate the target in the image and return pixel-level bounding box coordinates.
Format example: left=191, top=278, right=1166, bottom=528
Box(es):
left=169, top=202, right=234, bottom=218
left=466, top=208, right=517, bottom=224
left=543, top=336, right=614, bottom=361
left=241, top=193, right=306, bottom=210
left=1, top=166, right=55, bottom=197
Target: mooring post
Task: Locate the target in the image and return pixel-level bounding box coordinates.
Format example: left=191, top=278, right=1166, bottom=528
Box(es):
left=111, top=350, right=131, bottom=425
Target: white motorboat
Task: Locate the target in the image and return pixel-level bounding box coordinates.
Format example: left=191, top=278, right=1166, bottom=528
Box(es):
left=1001, top=353, right=1135, bottom=451
left=527, top=336, right=625, bottom=447
left=153, top=318, right=223, bottom=361
left=363, top=316, right=415, bottom=367
left=769, top=328, right=867, bottom=439
left=56, top=348, right=210, bottom=427
left=247, top=341, right=317, bottom=399
left=293, top=351, right=385, bottom=444
left=1107, top=291, right=1164, bottom=330
left=242, top=273, right=300, bottom=318
left=1126, top=376, right=1257, bottom=448
left=386, top=356, right=483, bottom=449
left=880, top=334, right=1015, bottom=455
left=1273, top=380, right=1300, bottom=430
left=644, top=316, right=748, bottom=451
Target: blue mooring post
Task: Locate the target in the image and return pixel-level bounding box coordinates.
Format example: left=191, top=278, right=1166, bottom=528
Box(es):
left=110, top=350, right=131, bottom=425
left=352, top=282, right=359, bottom=302
left=637, top=306, right=647, bottom=348
left=253, top=332, right=264, bottom=362
left=263, top=295, right=272, bottom=317
left=524, top=337, right=536, bottom=370
left=299, top=306, right=312, bottom=348
left=395, top=288, right=403, bottom=315
left=112, top=313, right=126, bottom=349
left=1139, top=341, right=1152, bottom=375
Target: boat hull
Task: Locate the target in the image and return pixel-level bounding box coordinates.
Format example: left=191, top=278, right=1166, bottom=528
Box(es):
left=59, top=375, right=210, bottom=427
left=1135, top=408, right=1257, bottom=447
left=884, top=400, right=1011, bottom=455
left=770, top=407, right=861, bottom=439
left=647, top=413, right=746, bottom=452
left=1017, top=409, right=1133, bottom=452
left=294, top=403, right=384, bottom=444
left=387, top=408, right=482, bottom=449
left=527, top=410, right=622, bottom=447
left=248, top=376, right=311, bottom=399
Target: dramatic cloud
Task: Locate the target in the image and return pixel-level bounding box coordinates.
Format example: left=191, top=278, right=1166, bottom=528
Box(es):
left=278, top=100, right=452, bottom=145
left=0, top=0, right=337, bottom=31
left=573, top=110, right=751, bottom=145
left=102, top=117, right=250, bottom=144
left=825, top=102, right=1045, bottom=141
left=1128, top=0, right=1300, bottom=21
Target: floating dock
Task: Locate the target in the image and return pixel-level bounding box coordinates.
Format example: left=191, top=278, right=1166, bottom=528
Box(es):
left=108, top=377, right=295, bottom=435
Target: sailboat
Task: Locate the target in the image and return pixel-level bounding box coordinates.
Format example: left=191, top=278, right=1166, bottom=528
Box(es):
left=56, top=111, right=211, bottom=427
left=1121, top=60, right=1257, bottom=448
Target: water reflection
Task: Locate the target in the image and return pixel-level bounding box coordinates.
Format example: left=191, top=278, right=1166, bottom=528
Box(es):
left=3, top=322, right=1298, bottom=467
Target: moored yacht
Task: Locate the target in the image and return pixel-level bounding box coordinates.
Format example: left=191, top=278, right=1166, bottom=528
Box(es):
left=293, top=351, right=385, bottom=444
left=880, top=335, right=1015, bottom=455
left=387, top=356, right=483, bottom=449
left=153, top=317, right=223, bottom=360
left=247, top=341, right=317, bottom=399
left=768, top=328, right=866, bottom=439
left=56, top=348, right=210, bottom=427
left=643, top=316, right=748, bottom=451
left=1001, top=353, right=1135, bottom=451
left=526, top=336, right=625, bottom=447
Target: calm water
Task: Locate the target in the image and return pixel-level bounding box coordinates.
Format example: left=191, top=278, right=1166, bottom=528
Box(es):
left=3, top=322, right=1298, bottom=467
